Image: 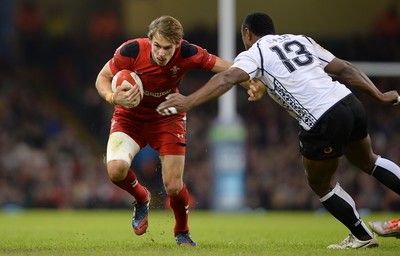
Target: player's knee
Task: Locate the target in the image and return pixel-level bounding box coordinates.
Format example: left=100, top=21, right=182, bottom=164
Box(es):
left=107, top=160, right=130, bottom=181
left=362, top=155, right=379, bottom=174
left=308, top=181, right=332, bottom=198
left=348, top=158, right=376, bottom=175
left=164, top=180, right=183, bottom=196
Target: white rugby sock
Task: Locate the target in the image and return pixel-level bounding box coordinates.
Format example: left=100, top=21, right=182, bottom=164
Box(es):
left=371, top=156, right=400, bottom=195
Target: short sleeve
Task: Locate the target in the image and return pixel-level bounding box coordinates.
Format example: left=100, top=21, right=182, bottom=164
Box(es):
left=232, top=49, right=261, bottom=80
left=306, top=37, right=335, bottom=68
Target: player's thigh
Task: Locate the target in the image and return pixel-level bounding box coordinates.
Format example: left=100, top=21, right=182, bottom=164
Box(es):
left=108, top=113, right=147, bottom=165
left=303, top=157, right=339, bottom=197
left=160, top=154, right=185, bottom=194
left=303, top=157, right=339, bottom=184
left=160, top=155, right=185, bottom=180
left=107, top=131, right=141, bottom=165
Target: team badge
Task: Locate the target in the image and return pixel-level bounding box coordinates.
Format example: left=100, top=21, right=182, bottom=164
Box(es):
left=170, top=66, right=180, bottom=77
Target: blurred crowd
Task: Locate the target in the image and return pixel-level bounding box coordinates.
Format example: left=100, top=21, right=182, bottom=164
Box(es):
left=0, top=1, right=400, bottom=211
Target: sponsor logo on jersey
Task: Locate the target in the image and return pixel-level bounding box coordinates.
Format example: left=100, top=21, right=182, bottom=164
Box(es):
left=143, top=89, right=171, bottom=97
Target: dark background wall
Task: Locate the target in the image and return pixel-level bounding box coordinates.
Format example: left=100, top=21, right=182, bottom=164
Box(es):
left=1, top=0, right=399, bottom=211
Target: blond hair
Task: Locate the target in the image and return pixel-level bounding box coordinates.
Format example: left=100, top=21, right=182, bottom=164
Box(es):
left=148, top=16, right=184, bottom=45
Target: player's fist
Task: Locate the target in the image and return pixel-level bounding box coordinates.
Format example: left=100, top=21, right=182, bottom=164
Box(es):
left=248, top=79, right=266, bottom=101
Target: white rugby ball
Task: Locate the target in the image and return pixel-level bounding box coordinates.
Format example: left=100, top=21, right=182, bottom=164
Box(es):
left=111, top=70, right=144, bottom=108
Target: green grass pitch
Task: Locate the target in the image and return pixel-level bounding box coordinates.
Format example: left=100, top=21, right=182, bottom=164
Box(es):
left=0, top=209, right=399, bottom=255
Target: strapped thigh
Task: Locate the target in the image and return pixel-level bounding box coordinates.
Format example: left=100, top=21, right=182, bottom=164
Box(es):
left=106, top=132, right=141, bottom=165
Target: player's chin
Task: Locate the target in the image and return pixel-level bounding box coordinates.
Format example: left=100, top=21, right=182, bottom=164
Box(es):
left=156, top=60, right=167, bottom=66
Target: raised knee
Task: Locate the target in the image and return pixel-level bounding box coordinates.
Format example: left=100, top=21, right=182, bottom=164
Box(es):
left=107, top=160, right=130, bottom=182
left=308, top=182, right=333, bottom=198
left=164, top=180, right=183, bottom=196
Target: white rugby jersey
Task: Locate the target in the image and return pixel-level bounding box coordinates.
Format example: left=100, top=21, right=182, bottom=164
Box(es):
left=232, top=34, right=351, bottom=130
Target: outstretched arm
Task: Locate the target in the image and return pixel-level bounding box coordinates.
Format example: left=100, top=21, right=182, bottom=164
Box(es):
left=212, top=56, right=266, bottom=101
left=157, top=67, right=250, bottom=115
left=325, top=58, right=400, bottom=105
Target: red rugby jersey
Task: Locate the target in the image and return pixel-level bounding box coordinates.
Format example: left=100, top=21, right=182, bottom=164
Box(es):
left=109, top=38, right=217, bottom=115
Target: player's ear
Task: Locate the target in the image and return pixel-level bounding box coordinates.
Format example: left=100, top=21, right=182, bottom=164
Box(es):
left=243, top=27, right=251, bottom=40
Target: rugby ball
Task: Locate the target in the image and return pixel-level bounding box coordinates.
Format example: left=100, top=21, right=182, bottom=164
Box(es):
left=111, top=70, right=144, bottom=108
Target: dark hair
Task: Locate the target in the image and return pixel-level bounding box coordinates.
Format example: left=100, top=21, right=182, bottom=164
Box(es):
left=243, top=12, right=275, bottom=36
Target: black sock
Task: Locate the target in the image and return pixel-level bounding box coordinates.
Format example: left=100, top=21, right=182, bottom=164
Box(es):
left=371, top=157, right=400, bottom=195
left=320, top=183, right=373, bottom=241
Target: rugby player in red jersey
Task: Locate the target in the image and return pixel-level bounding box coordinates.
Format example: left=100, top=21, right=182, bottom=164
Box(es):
left=95, top=15, right=260, bottom=246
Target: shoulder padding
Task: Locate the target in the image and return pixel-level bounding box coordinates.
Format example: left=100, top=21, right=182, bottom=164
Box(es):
left=120, top=41, right=140, bottom=59
left=180, top=41, right=198, bottom=59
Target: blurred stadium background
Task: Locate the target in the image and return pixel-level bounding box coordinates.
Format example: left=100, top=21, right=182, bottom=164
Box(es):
left=0, top=0, right=400, bottom=212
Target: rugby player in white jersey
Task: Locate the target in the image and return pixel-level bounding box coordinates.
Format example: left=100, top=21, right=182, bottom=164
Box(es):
left=157, top=12, right=400, bottom=249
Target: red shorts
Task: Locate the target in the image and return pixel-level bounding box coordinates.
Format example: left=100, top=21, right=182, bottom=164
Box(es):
left=109, top=107, right=186, bottom=156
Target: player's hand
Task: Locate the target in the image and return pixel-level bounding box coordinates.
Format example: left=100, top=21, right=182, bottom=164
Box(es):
left=248, top=79, right=266, bottom=101
left=381, top=90, right=400, bottom=106
left=113, top=84, right=141, bottom=108
left=157, top=93, right=190, bottom=115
